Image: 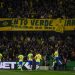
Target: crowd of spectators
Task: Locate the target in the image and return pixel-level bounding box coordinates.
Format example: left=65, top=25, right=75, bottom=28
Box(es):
left=0, top=31, right=75, bottom=62
left=0, top=0, right=75, bottom=18
left=0, top=0, right=75, bottom=67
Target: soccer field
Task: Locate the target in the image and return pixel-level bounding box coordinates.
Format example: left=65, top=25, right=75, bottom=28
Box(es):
left=0, top=70, right=75, bottom=75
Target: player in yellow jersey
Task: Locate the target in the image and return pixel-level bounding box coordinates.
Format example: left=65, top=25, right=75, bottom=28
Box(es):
left=35, top=52, right=42, bottom=70
left=52, top=48, right=62, bottom=68
left=25, top=52, right=33, bottom=70
left=0, top=53, right=2, bottom=64
left=18, top=53, right=24, bottom=71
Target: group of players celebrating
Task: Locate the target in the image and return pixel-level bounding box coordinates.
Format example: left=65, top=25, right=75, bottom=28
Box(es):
left=18, top=51, right=42, bottom=71
left=0, top=47, right=64, bottom=71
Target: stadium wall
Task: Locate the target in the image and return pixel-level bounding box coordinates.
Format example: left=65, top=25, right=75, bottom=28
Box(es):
left=0, top=61, right=75, bottom=70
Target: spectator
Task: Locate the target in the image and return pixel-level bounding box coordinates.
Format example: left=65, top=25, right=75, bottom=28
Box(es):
left=0, top=0, right=75, bottom=18
left=0, top=31, right=75, bottom=63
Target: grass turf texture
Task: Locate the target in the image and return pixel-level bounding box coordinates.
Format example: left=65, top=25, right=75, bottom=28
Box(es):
left=0, top=70, right=75, bottom=75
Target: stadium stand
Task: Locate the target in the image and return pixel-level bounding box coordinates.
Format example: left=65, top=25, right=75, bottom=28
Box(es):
left=0, top=31, right=75, bottom=63
left=0, top=0, right=75, bottom=71
left=0, top=0, right=75, bottom=18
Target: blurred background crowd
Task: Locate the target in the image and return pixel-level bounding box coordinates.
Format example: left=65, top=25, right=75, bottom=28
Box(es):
left=0, top=31, right=75, bottom=63
left=0, top=0, right=75, bottom=18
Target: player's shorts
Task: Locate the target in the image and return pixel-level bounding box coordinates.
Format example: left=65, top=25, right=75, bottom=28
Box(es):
left=36, top=62, right=40, bottom=65
left=55, top=57, right=59, bottom=60
left=57, top=60, right=62, bottom=65
left=28, top=60, right=32, bottom=65
left=55, top=57, right=62, bottom=65
left=19, top=61, right=23, bottom=65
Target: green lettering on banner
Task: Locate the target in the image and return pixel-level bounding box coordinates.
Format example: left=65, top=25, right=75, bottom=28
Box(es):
left=20, top=19, right=23, bottom=26
left=24, top=19, right=28, bottom=25
left=40, top=20, right=44, bottom=26
left=35, top=20, right=39, bottom=26
left=72, top=20, right=75, bottom=25
left=13, top=19, right=18, bottom=24
left=31, top=19, right=35, bottom=25
left=49, top=20, right=53, bottom=26
left=45, top=20, right=48, bottom=26
left=12, top=19, right=18, bottom=27
left=66, top=19, right=71, bottom=26
left=64, top=19, right=67, bottom=26
left=0, top=18, right=75, bottom=32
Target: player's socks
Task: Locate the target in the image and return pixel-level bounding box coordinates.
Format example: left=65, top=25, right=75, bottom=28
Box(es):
left=18, top=65, right=21, bottom=69
left=25, top=62, right=31, bottom=70
left=36, top=65, right=39, bottom=70
left=58, top=60, right=62, bottom=64
left=52, top=62, right=55, bottom=67
left=21, top=67, right=23, bottom=71
left=27, top=65, right=31, bottom=70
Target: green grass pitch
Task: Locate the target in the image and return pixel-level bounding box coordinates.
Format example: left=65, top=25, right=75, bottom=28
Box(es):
left=0, top=70, right=75, bottom=75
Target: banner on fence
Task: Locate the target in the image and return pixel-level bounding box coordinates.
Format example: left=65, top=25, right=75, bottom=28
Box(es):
left=0, top=18, right=75, bottom=32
